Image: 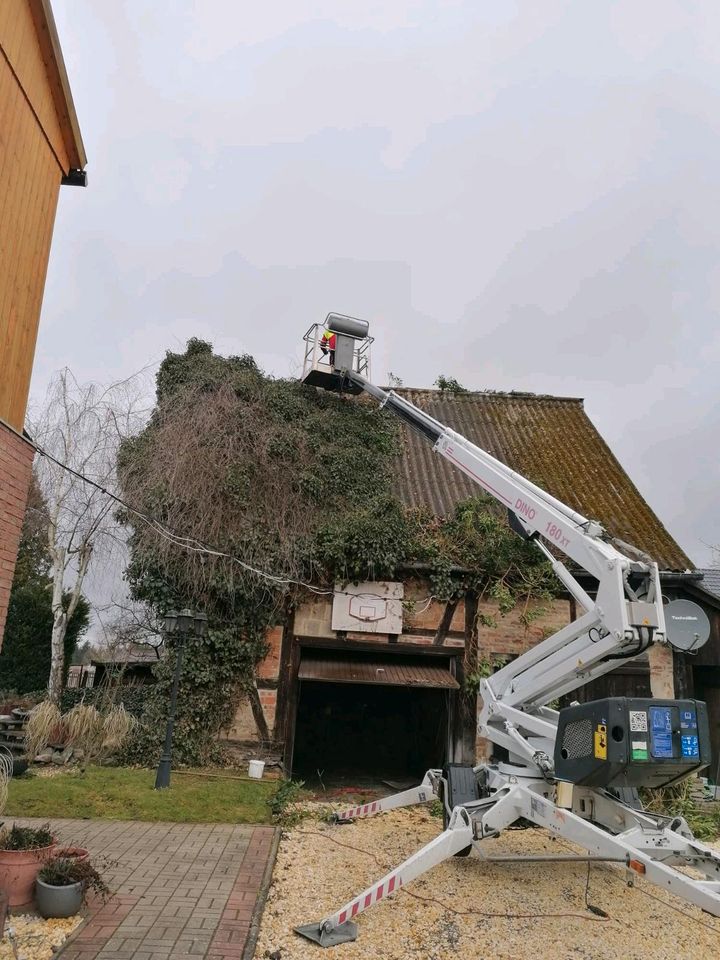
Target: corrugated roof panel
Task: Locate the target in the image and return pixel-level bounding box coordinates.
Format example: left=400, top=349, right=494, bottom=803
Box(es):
left=298, top=652, right=459, bottom=689
left=698, top=569, right=720, bottom=600
left=391, top=389, right=690, bottom=572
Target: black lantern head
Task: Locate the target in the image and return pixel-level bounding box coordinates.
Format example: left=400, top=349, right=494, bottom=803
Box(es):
left=177, top=609, right=194, bottom=633
left=164, top=610, right=179, bottom=635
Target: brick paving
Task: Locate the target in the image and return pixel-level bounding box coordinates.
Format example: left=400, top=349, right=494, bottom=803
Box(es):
left=19, top=819, right=277, bottom=960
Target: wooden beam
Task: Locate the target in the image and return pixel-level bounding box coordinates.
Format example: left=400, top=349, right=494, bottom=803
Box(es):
left=433, top=599, right=459, bottom=646
left=296, top=634, right=455, bottom=658
left=449, top=656, right=464, bottom=763
left=28, top=0, right=86, bottom=169
left=282, top=638, right=303, bottom=778
left=272, top=605, right=295, bottom=743
left=401, top=626, right=465, bottom=640
left=460, top=591, right=479, bottom=763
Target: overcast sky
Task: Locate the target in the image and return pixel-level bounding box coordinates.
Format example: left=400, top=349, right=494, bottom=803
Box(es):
left=36, top=0, right=720, bottom=570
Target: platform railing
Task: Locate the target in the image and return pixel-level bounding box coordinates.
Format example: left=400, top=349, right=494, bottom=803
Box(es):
left=302, top=323, right=373, bottom=380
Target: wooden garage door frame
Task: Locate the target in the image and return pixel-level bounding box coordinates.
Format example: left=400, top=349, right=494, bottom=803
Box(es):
left=283, top=636, right=462, bottom=777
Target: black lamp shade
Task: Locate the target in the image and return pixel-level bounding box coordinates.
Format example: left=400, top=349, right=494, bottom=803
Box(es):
left=194, top=612, right=209, bottom=637
left=177, top=609, right=194, bottom=633
left=164, top=610, right=179, bottom=635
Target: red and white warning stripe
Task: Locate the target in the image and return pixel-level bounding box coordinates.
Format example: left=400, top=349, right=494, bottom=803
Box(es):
left=316, top=809, right=473, bottom=935
left=334, top=775, right=438, bottom=823
left=335, top=872, right=404, bottom=926
left=336, top=800, right=380, bottom=822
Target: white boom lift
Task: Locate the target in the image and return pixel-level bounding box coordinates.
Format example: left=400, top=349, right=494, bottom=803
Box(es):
left=296, top=315, right=718, bottom=947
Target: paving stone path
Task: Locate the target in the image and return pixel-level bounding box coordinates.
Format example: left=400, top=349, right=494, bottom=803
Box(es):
left=20, top=819, right=277, bottom=960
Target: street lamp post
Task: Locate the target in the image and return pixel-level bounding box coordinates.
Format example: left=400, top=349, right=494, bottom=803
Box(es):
left=154, top=608, right=208, bottom=790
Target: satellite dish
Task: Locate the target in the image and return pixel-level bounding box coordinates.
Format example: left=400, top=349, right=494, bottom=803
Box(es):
left=664, top=599, right=711, bottom=652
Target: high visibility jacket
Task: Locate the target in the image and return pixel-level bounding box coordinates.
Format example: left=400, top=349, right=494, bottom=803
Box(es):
left=322, top=330, right=336, bottom=350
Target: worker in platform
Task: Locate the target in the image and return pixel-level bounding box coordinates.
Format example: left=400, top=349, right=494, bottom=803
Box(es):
left=320, top=328, right=336, bottom=366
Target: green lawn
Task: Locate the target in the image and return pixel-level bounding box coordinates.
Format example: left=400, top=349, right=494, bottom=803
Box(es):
left=5, top=766, right=277, bottom=823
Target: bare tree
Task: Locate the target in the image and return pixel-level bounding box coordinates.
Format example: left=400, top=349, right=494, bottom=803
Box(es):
left=28, top=369, right=147, bottom=702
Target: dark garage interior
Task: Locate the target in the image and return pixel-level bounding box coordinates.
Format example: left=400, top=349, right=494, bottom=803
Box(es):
left=292, top=679, right=451, bottom=783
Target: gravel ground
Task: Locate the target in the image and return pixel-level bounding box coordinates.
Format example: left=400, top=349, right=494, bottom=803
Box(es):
left=255, top=805, right=720, bottom=960
left=2, top=913, right=82, bottom=960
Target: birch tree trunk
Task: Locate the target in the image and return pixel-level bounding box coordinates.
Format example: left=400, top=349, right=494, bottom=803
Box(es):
left=48, top=612, right=69, bottom=703
left=31, top=368, right=145, bottom=701
left=47, top=540, right=92, bottom=703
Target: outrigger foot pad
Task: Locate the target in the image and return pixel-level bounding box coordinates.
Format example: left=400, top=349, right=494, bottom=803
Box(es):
left=294, top=921, right=358, bottom=947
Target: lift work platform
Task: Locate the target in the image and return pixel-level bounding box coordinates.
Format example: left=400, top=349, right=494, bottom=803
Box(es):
left=301, top=313, right=373, bottom=394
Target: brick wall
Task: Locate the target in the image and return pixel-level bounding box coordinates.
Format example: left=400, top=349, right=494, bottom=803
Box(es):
left=222, top=687, right=278, bottom=742
left=0, top=422, right=35, bottom=650
left=257, top=626, right=282, bottom=679
left=477, top=599, right=570, bottom=659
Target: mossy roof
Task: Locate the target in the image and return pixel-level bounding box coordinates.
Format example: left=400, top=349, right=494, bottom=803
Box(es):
left=392, top=388, right=691, bottom=572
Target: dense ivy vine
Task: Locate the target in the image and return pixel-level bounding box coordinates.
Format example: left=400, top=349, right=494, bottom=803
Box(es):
left=118, top=340, right=554, bottom=765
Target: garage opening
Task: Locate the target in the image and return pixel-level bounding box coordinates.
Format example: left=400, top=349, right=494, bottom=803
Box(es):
left=292, top=649, right=459, bottom=783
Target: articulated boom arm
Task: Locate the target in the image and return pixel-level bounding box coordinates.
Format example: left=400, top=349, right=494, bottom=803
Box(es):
left=348, top=371, right=667, bottom=760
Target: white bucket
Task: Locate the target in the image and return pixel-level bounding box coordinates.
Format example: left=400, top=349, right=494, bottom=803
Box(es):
left=248, top=759, right=265, bottom=779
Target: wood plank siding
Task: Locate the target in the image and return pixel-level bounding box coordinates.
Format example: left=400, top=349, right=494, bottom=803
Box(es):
left=0, top=1, right=85, bottom=651
left=0, top=1, right=77, bottom=430
left=0, top=2, right=70, bottom=171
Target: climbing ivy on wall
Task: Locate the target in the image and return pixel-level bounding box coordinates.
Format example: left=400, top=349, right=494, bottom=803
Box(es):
left=118, top=339, right=555, bottom=765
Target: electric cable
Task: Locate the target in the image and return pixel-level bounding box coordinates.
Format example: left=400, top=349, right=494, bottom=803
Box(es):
left=630, top=880, right=720, bottom=935
left=300, top=829, right=610, bottom=922
left=583, top=860, right=609, bottom=918
left=555, top=837, right=720, bottom=936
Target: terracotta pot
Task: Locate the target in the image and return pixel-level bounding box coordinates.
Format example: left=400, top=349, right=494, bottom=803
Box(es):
left=0, top=842, right=57, bottom=906
left=55, top=846, right=89, bottom=862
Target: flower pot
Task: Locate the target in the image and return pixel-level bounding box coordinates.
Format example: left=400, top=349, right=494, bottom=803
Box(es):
left=0, top=842, right=57, bottom=906
left=36, top=878, right=83, bottom=918
left=55, top=847, right=89, bottom=862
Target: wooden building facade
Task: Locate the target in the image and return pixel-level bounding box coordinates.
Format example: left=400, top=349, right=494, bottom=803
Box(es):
left=0, top=0, right=86, bottom=648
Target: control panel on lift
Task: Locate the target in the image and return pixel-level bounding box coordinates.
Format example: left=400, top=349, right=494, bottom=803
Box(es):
left=554, top=697, right=711, bottom=789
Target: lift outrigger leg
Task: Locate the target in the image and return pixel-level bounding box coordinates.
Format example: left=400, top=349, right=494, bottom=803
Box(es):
left=295, top=807, right=474, bottom=946
left=297, top=779, right=720, bottom=947
left=332, top=770, right=439, bottom=823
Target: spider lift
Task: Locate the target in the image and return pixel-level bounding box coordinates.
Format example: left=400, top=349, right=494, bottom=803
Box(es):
left=297, top=314, right=717, bottom=947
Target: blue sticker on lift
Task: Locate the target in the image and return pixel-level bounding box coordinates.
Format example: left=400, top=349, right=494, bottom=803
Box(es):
left=649, top=706, right=674, bottom=759
left=679, top=709, right=699, bottom=759
left=680, top=710, right=697, bottom=731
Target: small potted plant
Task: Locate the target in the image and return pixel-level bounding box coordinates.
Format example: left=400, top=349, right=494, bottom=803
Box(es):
left=36, top=856, right=110, bottom=918
left=0, top=823, right=56, bottom=906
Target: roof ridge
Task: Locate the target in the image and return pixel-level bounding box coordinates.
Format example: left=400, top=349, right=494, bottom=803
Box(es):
left=390, top=387, right=584, bottom=403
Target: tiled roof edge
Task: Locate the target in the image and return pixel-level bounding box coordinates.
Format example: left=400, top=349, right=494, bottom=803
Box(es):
left=391, top=387, right=584, bottom=403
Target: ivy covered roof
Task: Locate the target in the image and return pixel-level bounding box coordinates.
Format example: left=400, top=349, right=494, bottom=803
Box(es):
left=392, top=389, right=691, bottom=573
